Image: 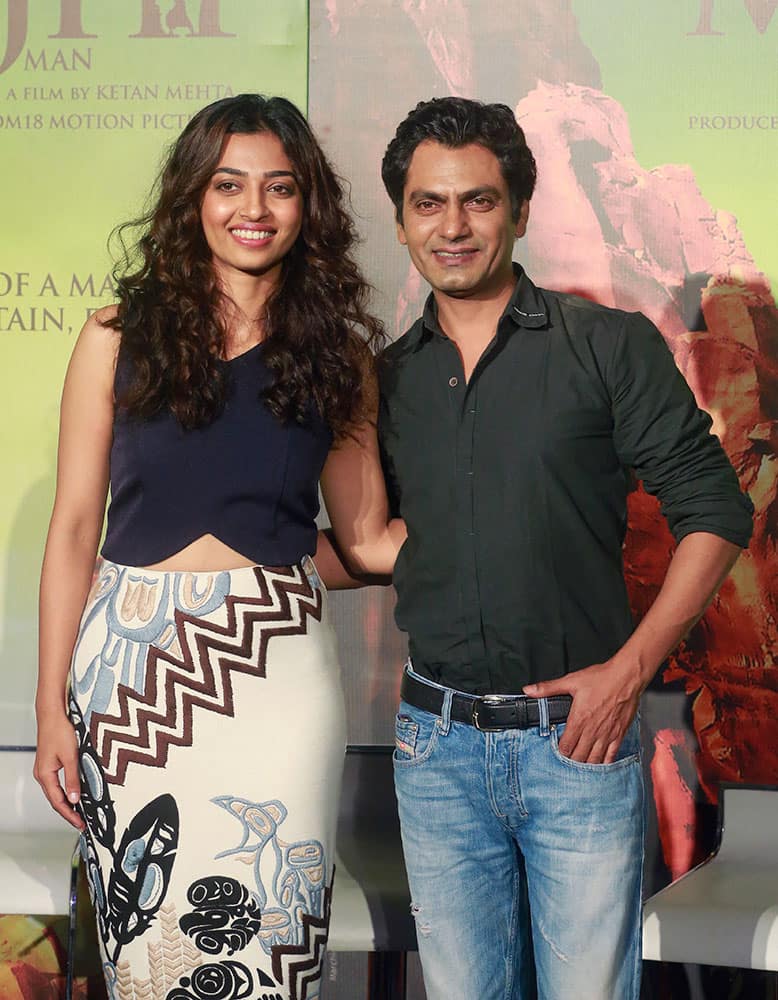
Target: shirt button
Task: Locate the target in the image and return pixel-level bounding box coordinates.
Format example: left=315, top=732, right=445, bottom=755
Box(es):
left=449, top=376, right=458, bottom=387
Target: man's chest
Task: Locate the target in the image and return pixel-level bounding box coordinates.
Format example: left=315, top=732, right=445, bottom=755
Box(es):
left=380, top=337, right=617, bottom=489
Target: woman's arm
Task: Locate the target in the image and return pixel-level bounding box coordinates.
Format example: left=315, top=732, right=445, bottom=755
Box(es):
left=34, top=309, right=118, bottom=829
left=319, top=392, right=406, bottom=579
left=313, top=527, right=394, bottom=590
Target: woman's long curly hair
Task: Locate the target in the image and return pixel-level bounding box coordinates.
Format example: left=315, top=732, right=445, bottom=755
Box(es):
left=105, top=94, right=385, bottom=437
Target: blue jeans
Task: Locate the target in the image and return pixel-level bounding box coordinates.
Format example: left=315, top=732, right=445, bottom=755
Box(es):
left=393, top=668, right=644, bottom=1000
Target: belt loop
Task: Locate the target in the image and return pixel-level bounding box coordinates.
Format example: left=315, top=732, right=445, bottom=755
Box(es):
left=538, top=696, right=550, bottom=737
left=439, top=688, right=453, bottom=735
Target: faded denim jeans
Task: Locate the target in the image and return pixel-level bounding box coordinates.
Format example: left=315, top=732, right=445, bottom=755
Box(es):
left=393, top=667, right=644, bottom=1000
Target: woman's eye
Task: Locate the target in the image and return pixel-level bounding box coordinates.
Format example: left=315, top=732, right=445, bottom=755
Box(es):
left=217, top=181, right=238, bottom=192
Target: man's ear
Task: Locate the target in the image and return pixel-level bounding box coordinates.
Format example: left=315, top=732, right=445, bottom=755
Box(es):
left=396, top=218, right=408, bottom=246
left=515, top=199, right=530, bottom=239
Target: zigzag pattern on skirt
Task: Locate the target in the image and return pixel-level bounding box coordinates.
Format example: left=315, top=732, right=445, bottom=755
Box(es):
left=89, top=565, right=323, bottom=785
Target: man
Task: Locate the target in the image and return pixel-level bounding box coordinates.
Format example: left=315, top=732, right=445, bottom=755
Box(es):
left=377, top=97, right=753, bottom=1000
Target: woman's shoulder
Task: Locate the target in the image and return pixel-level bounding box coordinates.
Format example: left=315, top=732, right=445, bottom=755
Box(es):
left=90, top=303, right=120, bottom=325
left=69, top=304, right=122, bottom=377
left=80, top=304, right=120, bottom=348
left=59, top=304, right=122, bottom=417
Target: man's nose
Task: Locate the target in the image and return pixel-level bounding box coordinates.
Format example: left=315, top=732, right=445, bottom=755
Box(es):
left=438, top=203, right=470, bottom=240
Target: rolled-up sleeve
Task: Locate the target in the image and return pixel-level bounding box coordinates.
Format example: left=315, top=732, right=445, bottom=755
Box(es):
left=607, top=312, right=753, bottom=548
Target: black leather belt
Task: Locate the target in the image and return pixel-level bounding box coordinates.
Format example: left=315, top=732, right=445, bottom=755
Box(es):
left=401, top=671, right=572, bottom=732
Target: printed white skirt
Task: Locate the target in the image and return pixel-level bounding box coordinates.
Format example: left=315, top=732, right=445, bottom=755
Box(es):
left=68, top=556, right=346, bottom=1000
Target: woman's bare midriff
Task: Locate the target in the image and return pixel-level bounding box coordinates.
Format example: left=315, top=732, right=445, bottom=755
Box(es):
left=142, top=534, right=259, bottom=572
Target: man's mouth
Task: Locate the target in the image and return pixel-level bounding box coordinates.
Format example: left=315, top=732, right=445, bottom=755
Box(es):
left=433, top=247, right=478, bottom=262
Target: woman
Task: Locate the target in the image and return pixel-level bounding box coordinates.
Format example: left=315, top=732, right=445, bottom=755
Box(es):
left=35, top=94, right=402, bottom=1000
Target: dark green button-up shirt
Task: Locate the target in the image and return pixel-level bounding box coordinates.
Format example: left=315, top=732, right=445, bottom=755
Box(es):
left=378, top=267, right=753, bottom=694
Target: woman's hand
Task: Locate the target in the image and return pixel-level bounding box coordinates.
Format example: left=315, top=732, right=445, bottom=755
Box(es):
left=34, top=711, right=85, bottom=831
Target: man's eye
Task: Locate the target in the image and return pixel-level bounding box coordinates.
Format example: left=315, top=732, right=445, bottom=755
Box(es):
left=469, top=197, right=493, bottom=208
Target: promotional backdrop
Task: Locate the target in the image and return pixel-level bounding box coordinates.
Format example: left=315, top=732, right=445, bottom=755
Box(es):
left=0, top=1, right=776, bottom=997
left=0, top=0, right=307, bottom=745
left=1, top=2, right=309, bottom=997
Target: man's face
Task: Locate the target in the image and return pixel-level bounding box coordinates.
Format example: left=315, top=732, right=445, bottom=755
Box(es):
left=397, top=140, right=528, bottom=300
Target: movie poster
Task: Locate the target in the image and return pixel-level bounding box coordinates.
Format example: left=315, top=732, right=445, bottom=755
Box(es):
left=0, top=0, right=307, bottom=745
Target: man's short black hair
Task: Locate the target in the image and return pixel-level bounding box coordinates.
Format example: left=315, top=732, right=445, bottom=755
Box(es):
left=381, top=96, right=537, bottom=223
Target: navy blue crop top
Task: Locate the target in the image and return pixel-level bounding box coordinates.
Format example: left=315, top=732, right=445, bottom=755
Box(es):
left=101, top=343, right=333, bottom=566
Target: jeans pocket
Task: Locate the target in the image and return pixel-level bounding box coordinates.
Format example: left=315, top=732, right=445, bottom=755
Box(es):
left=394, top=715, right=419, bottom=762
left=549, top=718, right=641, bottom=773
left=393, top=700, right=440, bottom=768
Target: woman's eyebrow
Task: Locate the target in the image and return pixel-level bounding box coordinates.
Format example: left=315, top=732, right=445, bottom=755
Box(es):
left=212, top=166, right=298, bottom=180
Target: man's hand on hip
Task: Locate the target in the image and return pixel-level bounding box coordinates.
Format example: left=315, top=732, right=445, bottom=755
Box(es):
left=523, top=659, right=643, bottom=764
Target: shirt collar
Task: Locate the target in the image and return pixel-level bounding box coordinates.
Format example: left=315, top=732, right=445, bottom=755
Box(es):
left=417, top=263, right=549, bottom=344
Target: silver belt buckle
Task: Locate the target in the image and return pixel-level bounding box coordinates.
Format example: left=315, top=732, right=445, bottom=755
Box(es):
left=472, top=694, right=518, bottom=731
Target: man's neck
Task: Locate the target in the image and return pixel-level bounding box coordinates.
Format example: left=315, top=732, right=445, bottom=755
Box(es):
left=433, top=273, right=516, bottom=348
left=433, top=274, right=517, bottom=382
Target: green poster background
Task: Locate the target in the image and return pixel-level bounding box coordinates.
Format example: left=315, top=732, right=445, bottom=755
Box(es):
left=572, top=0, right=777, bottom=291
left=0, top=0, right=308, bottom=743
